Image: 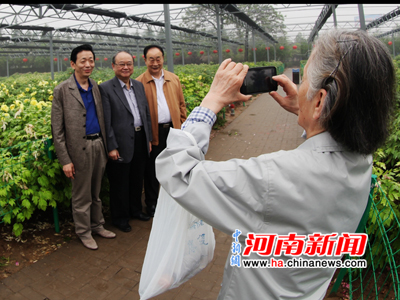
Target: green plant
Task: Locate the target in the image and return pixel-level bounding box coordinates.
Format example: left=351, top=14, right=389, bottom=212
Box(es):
left=0, top=61, right=284, bottom=236
left=0, top=256, right=10, bottom=267
left=0, top=140, right=70, bottom=236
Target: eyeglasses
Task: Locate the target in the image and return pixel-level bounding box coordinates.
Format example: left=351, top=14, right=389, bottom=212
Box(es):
left=116, top=63, right=133, bottom=68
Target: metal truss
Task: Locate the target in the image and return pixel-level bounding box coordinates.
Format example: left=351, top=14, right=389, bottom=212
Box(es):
left=199, top=4, right=278, bottom=44
left=375, top=27, right=400, bottom=38
left=308, top=4, right=339, bottom=43
left=219, top=4, right=278, bottom=44
left=287, top=19, right=381, bottom=37
left=0, top=4, right=398, bottom=59
left=366, top=6, right=400, bottom=30
left=0, top=4, right=245, bottom=52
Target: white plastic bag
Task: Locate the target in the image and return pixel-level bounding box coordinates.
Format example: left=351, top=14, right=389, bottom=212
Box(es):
left=139, top=186, right=216, bottom=300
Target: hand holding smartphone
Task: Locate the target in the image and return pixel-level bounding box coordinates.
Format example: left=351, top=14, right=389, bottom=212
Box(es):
left=240, top=66, right=278, bottom=95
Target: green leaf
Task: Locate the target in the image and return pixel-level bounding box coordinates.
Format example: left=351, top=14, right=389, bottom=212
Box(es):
left=32, top=195, right=39, bottom=205
left=17, top=212, right=25, bottom=222
left=3, top=213, right=11, bottom=224
left=38, top=175, right=49, bottom=187
left=13, top=223, right=23, bottom=237
left=21, top=199, right=31, bottom=209
left=0, top=189, right=7, bottom=197
left=23, top=169, right=31, bottom=178
left=38, top=199, right=47, bottom=211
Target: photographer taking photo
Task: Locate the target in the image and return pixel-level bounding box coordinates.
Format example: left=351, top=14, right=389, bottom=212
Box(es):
left=155, top=29, right=395, bottom=299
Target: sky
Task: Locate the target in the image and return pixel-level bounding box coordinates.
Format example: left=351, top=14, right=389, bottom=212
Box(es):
left=275, top=4, right=400, bottom=41
left=98, top=4, right=400, bottom=41
left=0, top=4, right=399, bottom=44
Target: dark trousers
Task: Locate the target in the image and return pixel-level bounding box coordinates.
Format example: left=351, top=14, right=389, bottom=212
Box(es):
left=107, top=130, right=147, bottom=225
left=144, top=123, right=171, bottom=207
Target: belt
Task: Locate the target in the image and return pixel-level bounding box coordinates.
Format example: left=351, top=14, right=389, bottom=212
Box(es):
left=159, top=122, right=172, bottom=128
left=135, top=126, right=144, bottom=132
left=86, top=133, right=101, bottom=140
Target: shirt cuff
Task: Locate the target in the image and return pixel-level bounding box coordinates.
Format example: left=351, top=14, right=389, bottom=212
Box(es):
left=181, top=106, right=217, bottom=130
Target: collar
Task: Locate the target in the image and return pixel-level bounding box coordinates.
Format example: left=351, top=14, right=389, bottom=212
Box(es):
left=117, top=77, right=133, bottom=90
left=297, top=131, right=346, bottom=153
left=74, top=73, right=92, bottom=92
left=142, top=69, right=171, bottom=83
left=151, top=69, right=164, bottom=81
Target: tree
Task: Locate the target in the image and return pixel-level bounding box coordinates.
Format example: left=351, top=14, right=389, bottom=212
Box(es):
left=235, top=5, right=285, bottom=61
left=180, top=4, right=286, bottom=61
left=294, top=32, right=311, bottom=60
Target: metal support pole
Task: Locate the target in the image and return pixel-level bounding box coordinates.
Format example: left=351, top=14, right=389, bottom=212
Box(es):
left=164, top=4, right=174, bottom=73
left=137, top=44, right=141, bottom=68
left=252, top=29, right=256, bottom=64
left=207, top=49, right=210, bottom=64
left=6, top=57, right=9, bottom=77
left=182, top=48, right=184, bottom=66
left=392, top=33, right=396, bottom=57
left=53, top=207, right=60, bottom=233
left=215, top=4, right=222, bottom=64
left=358, top=4, right=366, bottom=31
left=56, top=52, right=60, bottom=72
left=274, top=45, right=276, bottom=61
left=332, top=4, right=337, bottom=28
left=49, top=31, right=54, bottom=80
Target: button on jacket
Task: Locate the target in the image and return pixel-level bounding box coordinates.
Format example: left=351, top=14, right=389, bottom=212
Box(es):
left=155, top=107, right=372, bottom=300
left=136, top=69, right=187, bottom=145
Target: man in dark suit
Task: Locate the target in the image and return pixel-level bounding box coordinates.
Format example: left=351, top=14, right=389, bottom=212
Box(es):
left=99, top=51, right=153, bottom=233
left=51, top=44, right=116, bottom=250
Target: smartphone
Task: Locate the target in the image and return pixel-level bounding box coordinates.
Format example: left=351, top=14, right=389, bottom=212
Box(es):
left=240, top=66, right=278, bottom=95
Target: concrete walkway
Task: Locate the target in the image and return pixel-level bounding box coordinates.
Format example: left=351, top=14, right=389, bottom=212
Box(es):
left=0, top=69, right=339, bottom=300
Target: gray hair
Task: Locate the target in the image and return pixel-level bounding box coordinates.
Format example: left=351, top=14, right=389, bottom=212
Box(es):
left=305, top=29, right=395, bottom=154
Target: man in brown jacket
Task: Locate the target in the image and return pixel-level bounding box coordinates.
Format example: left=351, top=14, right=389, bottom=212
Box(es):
left=136, top=45, right=187, bottom=217
left=51, top=44, right=116, bottom=250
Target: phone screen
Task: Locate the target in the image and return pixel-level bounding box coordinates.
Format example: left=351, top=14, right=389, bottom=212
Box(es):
left=240, top=66, right=278, bottom=95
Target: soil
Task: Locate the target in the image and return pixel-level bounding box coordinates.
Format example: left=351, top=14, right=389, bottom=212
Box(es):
left=0, top=206, right=76, bottom=280
left=0, top=98, right=255, bottom=281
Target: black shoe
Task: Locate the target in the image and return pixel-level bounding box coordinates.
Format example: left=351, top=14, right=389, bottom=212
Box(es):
left=113, top=221, right=131, bottom=232
left=147, top=205, right=156, bottom=217
left=132, top=212, right=151, bottom=221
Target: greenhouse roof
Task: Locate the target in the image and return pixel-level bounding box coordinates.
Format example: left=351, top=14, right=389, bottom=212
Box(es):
left=0, top=4, right=398, bottom=58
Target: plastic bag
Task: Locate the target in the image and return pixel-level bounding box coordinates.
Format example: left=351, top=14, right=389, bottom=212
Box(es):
left=139, top=186, right=216, bottom=300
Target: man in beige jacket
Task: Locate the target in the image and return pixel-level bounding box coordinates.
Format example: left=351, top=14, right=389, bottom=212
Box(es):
left=136, top=45, right=187, bottom=217
left=51, top=44, right=116, bottom=250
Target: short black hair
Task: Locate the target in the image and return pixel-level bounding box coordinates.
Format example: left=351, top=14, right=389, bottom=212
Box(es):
left=143, top=45, right=164, bottom=58
left=70, top=44, right=95, bottom=63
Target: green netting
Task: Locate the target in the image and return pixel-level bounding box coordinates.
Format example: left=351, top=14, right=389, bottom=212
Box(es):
left=348, top=176, right=399, bottom=299
left=331, top=175, right=400, bottom=299
left=276, top=63, right=285, bottom=75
